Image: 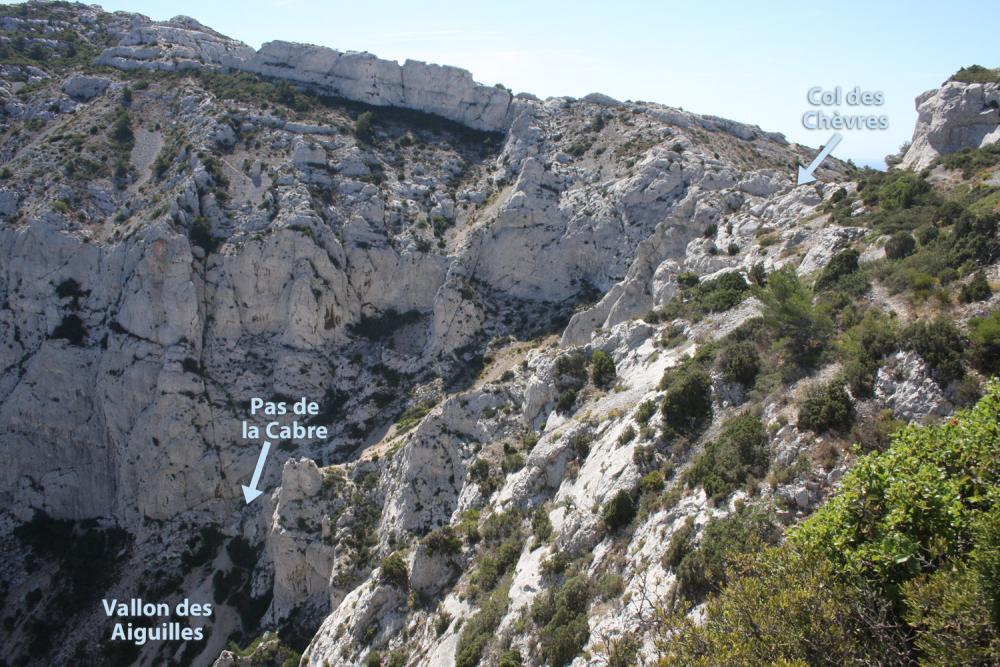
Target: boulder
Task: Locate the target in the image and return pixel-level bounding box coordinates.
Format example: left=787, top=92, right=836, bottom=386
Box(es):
left=901, top=79, right=1000, bottom=170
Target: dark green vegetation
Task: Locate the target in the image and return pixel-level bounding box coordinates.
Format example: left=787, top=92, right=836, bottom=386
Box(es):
left=455, top=579, right=512, bottom=667
left=688, top=413, right=769, bottom=501
left=226, top=633, right=301, bottom=667
left=646, top=271, right=750, bottom=324
left=0, top=3, right=103, bottom=72
left=937, top=143, right=1000, bottom=178
left=797, top=381, right=853, bottom=434
left=948, top=64, right=1000, bottom=84
left=378, top=552, right=409, bottom=588
left=531, top=572, right=592, bottom=666
left=668, top=504, right=781, bottom=604
left=824, top=160, right=1000, bottom=307
left=659, top=382, right=1000, bottom=666
left=11, top=514, right=133, bottom=664
left=590, top=349, right=617, bottom=388
left=601, top=490, right=637, bottom=531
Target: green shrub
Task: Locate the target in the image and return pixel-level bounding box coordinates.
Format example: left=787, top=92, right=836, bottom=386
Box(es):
left=677, top=271, right=700, bottom=287
left=660, top=368, right=712, bottom=433
left=688, top=413, right=769, bottom=501
left=640, top=470, right=665, bottom=493
left=878, top=172, right=931, bottom=211
left=635, top=400, right=656, bottom=424
left=968, top=311, right=1000, bottom=375
left=601, top=490, right=636, bottom=532
left=532, top=574, right=593, bottom=667
left=531, top=507, right=553, bottom=543
left=960, top=271, right=992, bottom=303
left=936, top=142, right=1000, bottom=178
left=901, top=318, right=966, bottom=384
left=378, top=552, right=408, bottom=588
left=838, top=310, right=899, bottom=397
left=188, top=216, right=219, bottom=254
left=455, top=580, right=511, bottom=667
left=885, top=231, right=916, bottom=260
left=591, top=350, right=617, bottom=388
left=814, top=248, right=867, bottom=295
left=354, top=111, right=375, bottom=143
left=754, top=266, right=832, bottom=371
left=794, top=382, right=1000, bottom=601
left=469, top=539, right=522, bottom=595
left=674, top=504, right=780, bottom=603
left=422, top=526, right=462, bottom=556
left=660, top=546, right=907, bottom=665
left=555, top=349, right=589, bottom=388
left=617, top=425, right=636, bottom=446
left=948, top=64, right=1000, bottom=84
left=571, top=432, right=591, bottom=459
left=660, top=384, right=1000, bottom=665
left=716, top=340, right=759, bottom=386
left=109, top=111, right=133, bottom=147
left=497, top=650, right=523, bottom=667
left=662, top=517, right=695, bottom=569
left=556, top=389, right=577, bottom=415
left=480, top=509, right=521, bottom=544
left=653, top=271, right=749, bottom=322
left=797, top=381, right=852, bottom=433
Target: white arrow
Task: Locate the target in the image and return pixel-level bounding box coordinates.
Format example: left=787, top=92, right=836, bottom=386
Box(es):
left=797, top=132, right=843, bottom=185
left=241, top=440, right=271, bottom=504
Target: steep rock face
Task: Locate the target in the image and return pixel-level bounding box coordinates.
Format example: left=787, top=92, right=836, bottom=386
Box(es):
left=4, top=5, right=996, bottom=667
left=96, top=16, right=513, bottom=132
left=237, top=42, right=513, bottom=133
left=901, top=79, right=1000, bottom=169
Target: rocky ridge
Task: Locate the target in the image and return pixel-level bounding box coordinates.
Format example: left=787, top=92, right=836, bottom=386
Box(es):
left=0, top=4, right=997, bottom=667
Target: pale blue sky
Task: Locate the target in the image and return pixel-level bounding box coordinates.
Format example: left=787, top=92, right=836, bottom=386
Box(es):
left=19, top=1, right=1000, bottom=166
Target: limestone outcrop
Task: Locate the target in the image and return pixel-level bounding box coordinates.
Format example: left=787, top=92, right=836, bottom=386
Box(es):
left=901, top=78, right=1000, bottom=169
left=0, top=4, right=995, bottom=667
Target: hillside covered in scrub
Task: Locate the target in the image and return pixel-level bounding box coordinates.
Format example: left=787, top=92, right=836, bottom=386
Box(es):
left=0, top=2, right=998, bottom=666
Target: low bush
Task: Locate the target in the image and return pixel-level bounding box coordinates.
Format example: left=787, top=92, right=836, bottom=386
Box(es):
left=556, top=389, right=577, bottom=415
left=838, top=310, right=899, bottom=397
left=555, top=349, right=589, bottom=388
left=968, top=311, right=1000, bottom=376
left=755, top=266, right=832, bottom=372
left=635, top=399, right=656, bottom=424
left=959, top=271, right=992, bottom=303
left=658, top=362, right=1000, bottom=666
left=949, top=64, right=1000, bottom=84
left=814, top=248, right=868, bottom=296
left=601, top=490, right=636, bottom=532
left=653, top=271, right=750, bottom=322
left=591, top=350, right=617, bottom=388
left=422, top=526, right=462, bottom=557
left=885, top=232, right=916, bottom=260
left=797, top=381, right=852, bottom=433
left=354, top=111, right=375, bottom=143
left=469, top=539, right=522, bottom=595
left=455, top=580, right=511, bottom=667
left=531, top=507, right=553, bottom=543
left=378, top=552, right=408, bottom=588
left=660, top=368, right=712, bottom=433
left=901, top=318, right=966, bottom=384
left=673, top=504, right=780, bottom=603
left=716, top=340, right=759, bottom=386
left=532, top=574, right=593, bottom=667
left=688, top=413, right=769, bottom=501
left=662, top=517, right=695, bottom=570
